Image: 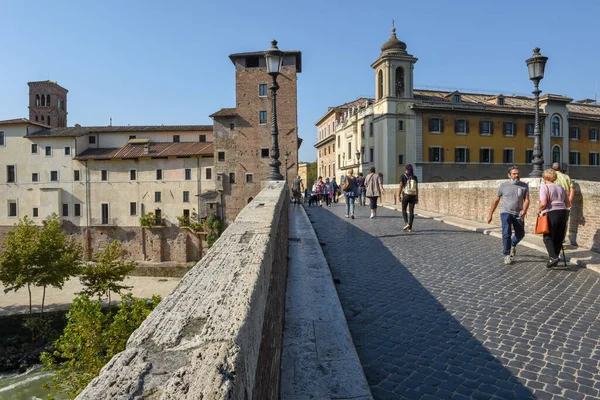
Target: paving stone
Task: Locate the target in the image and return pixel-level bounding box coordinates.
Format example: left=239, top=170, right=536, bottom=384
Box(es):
left=308, top=204, right=600, bottom=400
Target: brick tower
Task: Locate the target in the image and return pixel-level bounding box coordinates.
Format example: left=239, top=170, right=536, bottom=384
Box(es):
left=28, top=80, right=68, bottom=128
left=211, top=44, right=302, bottom=222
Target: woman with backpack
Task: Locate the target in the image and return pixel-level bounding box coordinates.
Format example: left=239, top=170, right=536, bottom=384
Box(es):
left=365, top=167, right=385, bottom=219
left=398, top=164, right=418, bottom=232
left=343, top=170, right=358, bottom=219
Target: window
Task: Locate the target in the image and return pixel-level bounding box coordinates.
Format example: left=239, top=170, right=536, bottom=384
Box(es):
left=551, top=116, right=561, bottom=137
left=452, top=94, right=461, bottom=103
left=101, top=170, right=108, bottom=181
left=185, top=168, right=191, bottom=180
left=498, top=97, right=505, bottom=106
left=45, top=146, right=52, bottom=156
left=398, top=154, right=404, bottom=165
left=361, top=124, right=365, bottom=137
left=74, top=170, right=80, bottom=181
left=130, top=170, right=137, bottom=180
left=205, top=168, right=212, bottom=180
left=590, top=152, right=599, bottom=166
left=58, top=99, right=64, bottom=110
left=31, top=143, right=38, bottom=154
left=171, top=135, right=180, bottom=143
left=480, top=120, right=493, bottom=135
left=130, top=202, right=137, bottom=216
left=156, top=169, right=163, bottom=180
left=429, top=147, right=444, bottom=162
left=129, top=135, right=136, bottom=140
left=337, top=136, right=340, bottom=147
left=246, top=173, right=253, bottom=183
left=259, top=111, right=267, bottom=124
left=398, top=120, right=404, bottom=131
left=183, top=209, right=190, bottom=220
left=6, top=165, right=15, bottom=183
left=199, top=134, right=206, bottom=142
left=50, top=170, right=59, bottom=181
left=33, top=207, right=39, bottom=218
left=370, top=148, right=374, bottom=162
left=569, top=151, right=580, bottom=165
left=0, top=131, right=4, bottom=146
left=32, top=172, right=39, bottom=182
left=590, top=128, right=599, bottom=141
left=552, top=145, right=561, bottom=163
left=62, top=204, right=69, bottom=217
left=183, top=191, right=190, bottom=202
left=569, top=126, right=580, bottom=140
left=8, top=200, right=17, bottom=217
left=455, top=119, right=469, bottom=135
left=526, top=123, right=534, bottom=137
left=503, top=122, right=515, bottom=136
left=455, top=148, right=469, bottom=163
left=64, top=146, right=71, bottom=156
left=480, top=148, right=494, bottom=163
left=429, top=118, right=443, bottom=133
left=259, top=84, right=267, bottom=97
left=74, top=204, right=81, bottom=217
left=369, top=122, right=374, bottom=137
left=155, top=192, right=161, bottom=202
left=361, top=146, right=365, bottom=162
left=246, top=56, right=259, bottom=67
left=229, top=172, right=236, bottom=183
left=261, top=148, right=269, bottom=158
left=218, top=151, right=225, bottom=161
left=377, top=70, right=383, bottom=99
left=230, top=123, right=235, bottom=130
left=503, top=149, right=514, bottom=164
left=347, top=142, right=351, bottom=158
left=89, top=135, right=96, bottom=144
left=525, top=150, right=534, bottom=164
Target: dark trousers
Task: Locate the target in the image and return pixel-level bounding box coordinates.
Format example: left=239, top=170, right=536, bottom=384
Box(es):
left=402, top=195, right=417, bottom=227
left=543, top=209, right=569, bottom=259
left=324, top=193, right=330, bottom=206
left=500, top=213, right=525, bottom=255
left=369, top=196, right=378, bottom=210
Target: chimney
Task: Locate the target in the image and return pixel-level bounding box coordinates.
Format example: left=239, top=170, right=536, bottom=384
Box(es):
left=143, top=144, right=150, bottom=155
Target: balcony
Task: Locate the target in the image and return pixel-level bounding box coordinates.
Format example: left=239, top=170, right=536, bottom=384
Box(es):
left=91, top=218, right=118, bottom=226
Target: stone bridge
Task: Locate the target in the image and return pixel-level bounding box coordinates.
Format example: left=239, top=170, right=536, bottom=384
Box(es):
left=78, top=180, right=600, bottom=400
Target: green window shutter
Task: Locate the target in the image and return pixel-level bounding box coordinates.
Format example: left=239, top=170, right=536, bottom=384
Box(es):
left=428, top=119, right=434, bottom=132
left=440, top=119, right=445, bottom=132
left=480, top=149, right=484, bottom=162
left=490, top=121, right=494, bottom=135
left=455, top=148, right=460, bottom=162
left=479, top=120, right=484, bottom=134
left=429, top=147, right=434, bottom=161
left=454, top=120, right=459, bottom=133
left=490, top=149, right=494, bottom=163
left=466, top=148, right=470, bottom=163
left=440, top=148, right=445, bottom=162
left=466, top=120, right=470, bottom=133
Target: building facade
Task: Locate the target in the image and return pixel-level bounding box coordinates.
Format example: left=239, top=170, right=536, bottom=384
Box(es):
left=316, top=29, right=600, bottom=183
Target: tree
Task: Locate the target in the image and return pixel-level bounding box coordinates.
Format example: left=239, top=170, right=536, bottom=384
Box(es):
left=306, top=161, right=317, bottom=190
left=0, top=216, right=39, bottom=314
left=79, top=240, right=136, bottom=307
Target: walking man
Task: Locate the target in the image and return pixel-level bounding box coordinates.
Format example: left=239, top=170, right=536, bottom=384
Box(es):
left=291, top=175, right=304, bottom=206
left=357, top=172, right=366, bottom=206
left=486, top=165, right=530, bottom=265
left=331, top=177, right=339, bottom=203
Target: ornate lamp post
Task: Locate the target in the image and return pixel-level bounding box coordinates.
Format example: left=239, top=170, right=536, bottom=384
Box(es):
left=265, top=40, right=285, bottom=181
left=526, top=47, right=548, bottom=178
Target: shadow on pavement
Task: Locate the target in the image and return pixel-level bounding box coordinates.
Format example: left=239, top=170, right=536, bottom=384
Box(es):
left=307, top=207, right=535, bottom=399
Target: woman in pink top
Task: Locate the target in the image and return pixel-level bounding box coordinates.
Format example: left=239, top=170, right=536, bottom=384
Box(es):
left=538, top=169, right=571, bottom=268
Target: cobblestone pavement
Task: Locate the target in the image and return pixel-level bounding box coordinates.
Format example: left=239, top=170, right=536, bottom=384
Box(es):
left=306, top=203, right=600, bottom=400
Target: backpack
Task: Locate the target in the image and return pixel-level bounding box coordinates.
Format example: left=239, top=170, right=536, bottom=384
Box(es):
left=342, top=178, right=351, bottom=191
left=404, top=174, right=417, bottom=195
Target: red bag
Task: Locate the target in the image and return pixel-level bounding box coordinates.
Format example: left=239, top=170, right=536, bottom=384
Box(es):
left=535, top=186, right=551, bottom=235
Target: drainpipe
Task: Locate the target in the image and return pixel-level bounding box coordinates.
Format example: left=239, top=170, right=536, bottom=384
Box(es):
left=84, top=160, right=92, bottom=260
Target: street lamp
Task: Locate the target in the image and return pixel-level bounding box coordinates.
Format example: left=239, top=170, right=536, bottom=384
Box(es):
left=284, top=151, right=291, bottom=182
left=265, top=40, right=285, bottom=181
left=526, top=47, right=548, bottom=178
left=355, top=150, right=361, bottom=163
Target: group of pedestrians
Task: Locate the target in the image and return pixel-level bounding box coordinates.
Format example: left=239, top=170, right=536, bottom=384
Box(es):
left=487, top=163, right=574, bottom=268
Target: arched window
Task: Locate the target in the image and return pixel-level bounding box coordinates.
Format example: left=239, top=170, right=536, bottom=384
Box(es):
left=46, top=94, right=50, bottom=106
left=35, top=94, right=40, bottom=106
left=551, top=116, right=561, bottom=137
left=377, top=70, right=383, bottom=100
left=395, top=67, right=405, bottom=97
left=552, top=145, right=561, bottom=163
left=41, top=95, right=46, bottom=107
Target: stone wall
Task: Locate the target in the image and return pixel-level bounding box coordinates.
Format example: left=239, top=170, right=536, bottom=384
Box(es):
left=77, top=181, right=289, bottom=400
left=381, top=179, right=600, bottom=252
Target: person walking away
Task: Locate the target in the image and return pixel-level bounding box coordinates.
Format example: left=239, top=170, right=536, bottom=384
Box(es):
left=398, top=164, right=418, bottom=232
left=343, top=170, right=358, bottom=219
left=331, top=177, right=339, bottom=203
left=365, top=167, right=385, bottom=219
left=324, top=178, right=332, bottom=207
left=357, top=173, right=366, bottom=206
left=539, top=168, right=571, bottom=268
left=486, top=165, right=530, bottom=265
left=551, top=162, right=575, bottom=243
left=315, top=176, right=325, bottom=207
left=291, top=175, right=303, bottom=206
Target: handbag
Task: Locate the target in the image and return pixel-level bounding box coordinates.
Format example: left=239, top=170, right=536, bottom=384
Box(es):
left=535, top=186, right=551, bottom=235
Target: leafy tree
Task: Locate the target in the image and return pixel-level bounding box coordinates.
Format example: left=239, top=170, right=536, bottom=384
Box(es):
left=0, top=216, right=39, bottom=314
left=79, top=240, right=136, bottom=307
left=306, top=161, right=317, bottom=190
left=203, top=214, right=222, bottom=248
left=41, top=293, right=161, bottom=398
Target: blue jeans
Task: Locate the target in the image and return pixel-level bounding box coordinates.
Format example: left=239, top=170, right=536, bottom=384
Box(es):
left=358, top=187, right=366, bottom=206
left=500, top=213, right=525, bottom=255
left=345, top=195, right=355, bottom=216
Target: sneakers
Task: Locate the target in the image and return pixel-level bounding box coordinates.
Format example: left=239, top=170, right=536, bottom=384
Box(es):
left=504, top=255, right=513, bottom=265
left=546, top=258, right=560, bottom=268
left=510, top=247, right=516, bottom=257
left=351, top=214, right=355, bottom=219
left=403, top=224, right=410, bottom=231
left=345, top=214, right=349, bottom=218
left=369, top=214, right=374, bottom=219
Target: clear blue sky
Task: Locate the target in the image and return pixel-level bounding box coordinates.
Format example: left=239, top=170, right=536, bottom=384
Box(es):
left=1, top=0, right=599, bottom=162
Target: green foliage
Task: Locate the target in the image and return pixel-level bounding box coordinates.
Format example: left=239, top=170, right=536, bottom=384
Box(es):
left=41, top=293, right=161, bottom=398
left=79, top=240, right=136, bottom=306
left=204, top=214, right=222, bottom=248
left=177, top=211, right=203, bottom=232
left=139, top=212, right=156, bottom=227
left=23, top=315, right=58, bottom=341
left=306, top=161, right=317, bottom=189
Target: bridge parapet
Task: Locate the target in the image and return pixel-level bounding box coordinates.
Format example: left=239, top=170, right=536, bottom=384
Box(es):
left=382, top=179, right=600, bottom=252
left=78, top=182, right=289, bottom=400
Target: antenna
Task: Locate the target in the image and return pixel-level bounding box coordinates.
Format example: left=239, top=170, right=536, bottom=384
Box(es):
left=110, top=117, right=112, bottom=126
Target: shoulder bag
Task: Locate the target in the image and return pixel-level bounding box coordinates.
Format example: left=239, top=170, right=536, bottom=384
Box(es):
left=535, top=186, right=551, bottom=235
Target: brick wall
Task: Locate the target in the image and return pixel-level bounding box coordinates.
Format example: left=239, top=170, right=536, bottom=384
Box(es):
left=382, top=179, right=600, bottom=252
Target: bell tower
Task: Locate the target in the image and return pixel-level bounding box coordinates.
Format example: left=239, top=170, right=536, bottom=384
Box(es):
left=28, top=80, right=68, bottom=128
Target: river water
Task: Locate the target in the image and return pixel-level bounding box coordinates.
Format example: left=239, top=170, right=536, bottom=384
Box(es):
left=0, top=366, right=68, bottom=400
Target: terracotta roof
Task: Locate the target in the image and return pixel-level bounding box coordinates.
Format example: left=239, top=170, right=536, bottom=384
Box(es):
left=334, top=97, right=374, bottom=110
left=209, top=108, right=237, bottom=118
left=75, top=142, right=214, bottom=160
left=0, top=118, right=51, bottom=128
left=25, top=125, right=213, bottom=138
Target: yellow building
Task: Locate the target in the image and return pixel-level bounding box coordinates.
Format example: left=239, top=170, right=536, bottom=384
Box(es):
left=316, top=29, right=600, bottom=183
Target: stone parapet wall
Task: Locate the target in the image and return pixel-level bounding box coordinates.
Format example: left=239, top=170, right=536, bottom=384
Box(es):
left=77, top=181, right=289, bottom=400
left=382, top=179, right=600, bottom=252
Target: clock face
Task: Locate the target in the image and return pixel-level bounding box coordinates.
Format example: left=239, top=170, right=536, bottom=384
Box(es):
left=396, top=103, right=406, bottom=113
